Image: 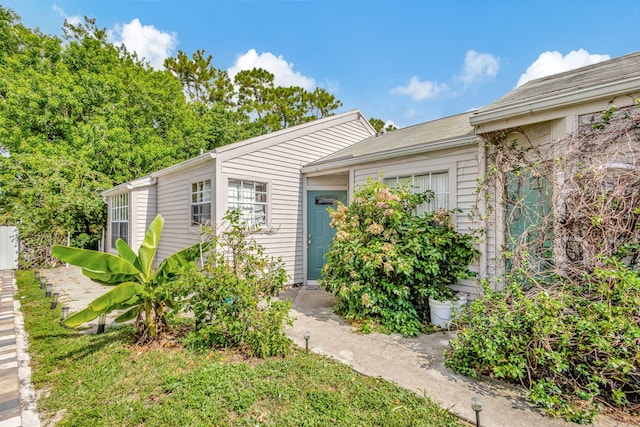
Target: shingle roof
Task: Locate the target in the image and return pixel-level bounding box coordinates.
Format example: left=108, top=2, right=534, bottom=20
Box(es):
left=475, top=51, right=640, bottom=115
left=304, top=111, right=476, bottom=170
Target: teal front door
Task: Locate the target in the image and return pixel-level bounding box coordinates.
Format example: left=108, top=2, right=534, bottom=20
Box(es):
left=307, top=190, right=347, bottom=281
left=505, top=170, right=553, bottom=275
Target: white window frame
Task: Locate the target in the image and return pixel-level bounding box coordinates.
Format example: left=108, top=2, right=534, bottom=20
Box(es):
left=227, top=178, right=269, bottom=228
left=190, top=179, right=212, bottom=226
left=110, top=193, right=129, bottom=248
left=384, top=171, right=450, bottom=214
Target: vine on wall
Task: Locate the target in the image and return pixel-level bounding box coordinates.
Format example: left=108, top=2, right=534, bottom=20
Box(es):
left=446, top=103, right=640, bottom=423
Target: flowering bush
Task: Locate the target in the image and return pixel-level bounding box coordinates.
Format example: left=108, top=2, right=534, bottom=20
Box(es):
left=322, top=178, right=478, bottom=336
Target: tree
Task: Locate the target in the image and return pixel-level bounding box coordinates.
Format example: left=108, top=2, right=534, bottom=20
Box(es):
left=164, top=49, right=234, bottom=106
left=368, top=118, right=397, bottom=133
left=52, top=215, right=202, bottom=342
left=0, top=11, right=210, bottom=263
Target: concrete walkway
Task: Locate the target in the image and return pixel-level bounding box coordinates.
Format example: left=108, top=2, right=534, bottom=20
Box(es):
left=14, top=267, right=634, bottom=427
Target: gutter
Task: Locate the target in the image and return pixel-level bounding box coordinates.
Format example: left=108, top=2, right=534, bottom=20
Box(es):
left=470, top=77, right=640, bottom=126
left=302, top=135, right=479, bottom=174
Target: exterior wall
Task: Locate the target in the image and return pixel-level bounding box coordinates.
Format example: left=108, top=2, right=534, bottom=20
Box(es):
left=155, top=162, right=215, bottom=261
left=350, top=144, right=482, bottom=297
left=479, top=91, right=640, bottom=287
left=130, top=186, right=157, bottom=253
left=219, top=121, right=372, bottom=285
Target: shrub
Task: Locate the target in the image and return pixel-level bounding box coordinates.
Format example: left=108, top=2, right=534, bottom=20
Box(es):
left=322, top=178, right=478, bottom=336
left=445, top=259, right=640, bottom=423
left=173, top=211, right=293, bottom=358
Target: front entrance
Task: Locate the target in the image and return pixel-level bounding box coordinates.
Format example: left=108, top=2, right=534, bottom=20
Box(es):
left=306, top=190, right=347, bottom=281
left=505, top=170, right=553, bottom=275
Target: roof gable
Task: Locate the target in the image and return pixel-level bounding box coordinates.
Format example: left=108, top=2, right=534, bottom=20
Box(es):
left=303, top=112, right=477, bottom=172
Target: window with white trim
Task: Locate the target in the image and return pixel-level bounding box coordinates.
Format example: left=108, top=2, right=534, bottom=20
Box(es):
left=384, top=172, right=449, bottom=214
left=228, top=179, right=268, bottom=227
left=111, top=193, right=128, bottom=248
left=191, top=180, right=212, bottom=226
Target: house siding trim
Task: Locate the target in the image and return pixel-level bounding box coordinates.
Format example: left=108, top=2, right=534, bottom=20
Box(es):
left=302, top=135, right=478, bottom=173
left=470, top=77, right=640, bottom=127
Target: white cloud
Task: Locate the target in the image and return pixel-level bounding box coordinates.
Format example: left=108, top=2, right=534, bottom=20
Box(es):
left=517, top=49, right=611, bottom=87
left=392, top=50, right=498, bottom=101
left=111, top=19, right=177, bottom=69
left=52, top=4, right=81, bottom=26
left=227, top=49, right=315, bottom=89
left=459, top=50, right=499, bottom=84
left=391, top=76, right=449, bottom=101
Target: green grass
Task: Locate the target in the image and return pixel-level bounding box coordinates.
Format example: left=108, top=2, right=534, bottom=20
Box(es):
left=17, top=271, right=465, bottom=427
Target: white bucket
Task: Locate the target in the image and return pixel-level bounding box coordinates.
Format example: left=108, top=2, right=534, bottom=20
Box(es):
left=429, top=294, right=468, bottom=328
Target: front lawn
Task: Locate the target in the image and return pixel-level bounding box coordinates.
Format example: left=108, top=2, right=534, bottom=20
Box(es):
left=17, top=271, right=464, bottom=427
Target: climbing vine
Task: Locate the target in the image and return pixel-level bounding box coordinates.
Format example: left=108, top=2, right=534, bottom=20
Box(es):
left=446, top=102, right=640, bottom=424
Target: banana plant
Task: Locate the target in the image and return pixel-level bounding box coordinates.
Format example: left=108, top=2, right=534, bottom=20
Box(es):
left=52, top=214, right=203, bottom=340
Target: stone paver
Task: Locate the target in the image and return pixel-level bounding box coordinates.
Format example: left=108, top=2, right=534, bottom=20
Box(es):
left=0, top=270, right=39, bottom=427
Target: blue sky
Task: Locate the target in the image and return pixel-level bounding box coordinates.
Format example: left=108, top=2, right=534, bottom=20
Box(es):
left=4, top=0, right=640, bottom=128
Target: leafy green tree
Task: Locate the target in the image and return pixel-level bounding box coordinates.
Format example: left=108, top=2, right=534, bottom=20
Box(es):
left=0, top=10, right=209, bottom=263
left=368, top=118, right=397, bottom=133
left=52, top=215, right=202, bottom=342
left=234, top=67, right=343, bottom=133
left=164, top=49, right=234, bottom=106
left=0, top=7, right=348, bottom=267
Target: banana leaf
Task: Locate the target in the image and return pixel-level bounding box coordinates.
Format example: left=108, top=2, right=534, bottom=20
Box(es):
left=152, top=241, right=204, bottom=285
left=82, top=268, right=139, bottom=286
left=86, top=281, right=140, bottom=312
left=115, top=239, right=141, bottom=271
left=52, top=246, right=141, bottom=276
left=138, top=215, right=163, bottom=280
left=114, top=306, right=140, bottom=323
left=63, top=306, right=103, bottom=328
left=63, top=283, right=141, bottom=327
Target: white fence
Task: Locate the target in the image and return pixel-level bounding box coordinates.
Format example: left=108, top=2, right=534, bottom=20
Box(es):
left=0, top=226, right=19, bottom=270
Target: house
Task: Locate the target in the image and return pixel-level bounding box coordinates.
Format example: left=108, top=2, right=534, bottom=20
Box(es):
left=102, top=110, right=376, bottom=285
left=471, top=50, right=640, bottom=281
left=301, top=112, right=483, bottom=295
left=303, top=51, right=640, bottom=295
left=104, top=51, right=640, bottom=295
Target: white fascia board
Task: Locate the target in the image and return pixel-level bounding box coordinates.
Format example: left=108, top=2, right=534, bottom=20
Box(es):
left=151, top=152, right=216, bottom=178
left=301, top=135, right=479, bottom=174
left=470, top=78, right=640, bottom=126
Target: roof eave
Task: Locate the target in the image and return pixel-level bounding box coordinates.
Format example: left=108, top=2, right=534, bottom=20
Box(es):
left=470, top=77, right=640, bottom=127
left=151, top=152, right=217, bottom=178
left=302, top=135, right=479, bottom=174
left=101, top=175, right=157, bottom=197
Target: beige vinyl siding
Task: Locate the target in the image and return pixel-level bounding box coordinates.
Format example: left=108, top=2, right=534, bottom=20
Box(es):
left=351, top=144, right=482, bottom=297
left=220, top=121, right=373, bottom=284
left=129, top=186, right=157, bottom=254
left=155, top=162, right=215, bottom=261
